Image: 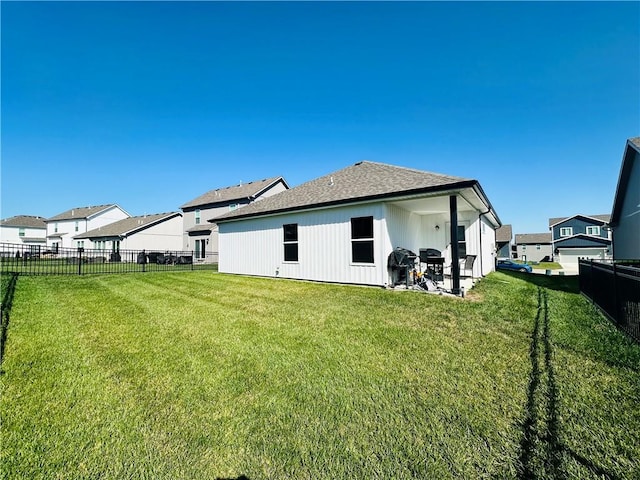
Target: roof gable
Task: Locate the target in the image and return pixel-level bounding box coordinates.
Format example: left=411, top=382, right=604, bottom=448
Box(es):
left=610, top=137, right=640, bottom=226
left=548, top=214, right=610, bottom=228
left=181, top=177, right=287, bottom=210
left=47, top=204, right=126, bottom=222
left=75, top=212, right=181, bottom=239
left=214, top=161, right=475, bottom=223
left=0, top=215, right=47, bottom=229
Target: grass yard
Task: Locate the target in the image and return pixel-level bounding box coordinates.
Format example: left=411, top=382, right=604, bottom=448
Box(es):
left=1, top=271, right=638, bottom=479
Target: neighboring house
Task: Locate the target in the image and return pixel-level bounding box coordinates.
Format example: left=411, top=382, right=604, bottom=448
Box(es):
left=75, top=212, right=183, bottom=255
left=0, top=215, right=47, bottom=255
left=46, top=204, right=130, bottom=250
left=609, top=137, right=640, bottom=261
left=495, top=224, right=512, bottom=259
left=214, top=161, right=501, bottom=293
left=180, top=177, right=289, bottom=263
left=549, top=214, right=612, bottom=268
left=514, top=233, right=552, bottom=263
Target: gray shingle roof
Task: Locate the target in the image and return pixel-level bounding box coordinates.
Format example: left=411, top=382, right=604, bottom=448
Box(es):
left=214, top=161, right=474, bottom=223
left=515, top=233, right=552, bottom=244
left=495, top=225, right=512, bottom=243
left=548, top=214, right=611, bottom=228
left=75, top=212, right=181, bottom=239
left=629, top=137, right=640, bottom=150
left=48, top=204, right=121, bottom=222
left=1, top=215, right=47, bottom=229
left=181, top=177, right=286, bottom=209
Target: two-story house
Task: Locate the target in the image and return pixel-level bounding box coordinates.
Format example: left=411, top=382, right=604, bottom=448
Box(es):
left=549, top=214, right=612, bottom=268
left=181, top=177, right=289, bottom=262
left=514, top=233, right=552, bottom=263
left=0, top=215, right=47, bottom=256
left=46, top=204, right=130, bottom=251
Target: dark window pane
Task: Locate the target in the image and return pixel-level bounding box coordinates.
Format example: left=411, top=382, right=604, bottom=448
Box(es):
left=284, top=243, right=298, bottom=262
left=352, top=240, right=374, bottom=263
left=457, top=225, right=466, bottom=240
left=458, top=242, right=467, bottom=259
left=283, top=224, right=298, bottom=242
left=351, top=216, right=373, bottom=239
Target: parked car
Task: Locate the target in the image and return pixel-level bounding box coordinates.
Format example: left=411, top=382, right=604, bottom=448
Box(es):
left=496, top=259, right=533, bottom=273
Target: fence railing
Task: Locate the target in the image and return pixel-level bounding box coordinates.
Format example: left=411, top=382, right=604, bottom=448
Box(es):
left=579, top=259, right=640, bottom=343
left=0, top=243, right=217, bottom=276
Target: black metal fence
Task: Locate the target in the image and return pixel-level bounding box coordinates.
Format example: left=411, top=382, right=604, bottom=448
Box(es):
left=0, top=243, right=217, bottom=276
left=579, top=259, right=640, bottom=343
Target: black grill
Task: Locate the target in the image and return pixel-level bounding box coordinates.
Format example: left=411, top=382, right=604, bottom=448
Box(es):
left=388, top=247, right=417, bottom=286
left=420, top=248, right=444, bottom=281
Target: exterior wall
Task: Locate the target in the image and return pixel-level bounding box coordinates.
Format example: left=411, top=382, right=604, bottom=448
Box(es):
left=120, top=216, right=184, bottom=251
left=219, top=203, right=389, bottom=286
left=479, top=215, right=496, bottom=276
left=613, top=149, right=640, bottom=260
left=47, top=206, right=129, bottom=249
left=551, top=217, right=610, bottom=243
left=516, top=243, right=553, bottom=263
left=496, top=242, right=511, bottom=259
left=0, top=226, right=46, bottom=245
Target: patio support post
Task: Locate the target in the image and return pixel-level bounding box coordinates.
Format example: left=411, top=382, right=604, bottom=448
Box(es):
left=450, top=195, right=461, bottom=295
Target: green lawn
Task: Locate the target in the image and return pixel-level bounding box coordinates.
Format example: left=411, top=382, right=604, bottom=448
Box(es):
left=1, top=271, right=638, bottom=479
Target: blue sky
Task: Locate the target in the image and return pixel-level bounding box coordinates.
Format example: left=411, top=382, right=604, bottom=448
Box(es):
left=2, top=1, right=638, bottom=236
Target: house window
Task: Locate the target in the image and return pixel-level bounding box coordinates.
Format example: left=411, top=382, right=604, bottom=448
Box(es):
left=195, top=209, right=201, bottom=225
left=560, top=227, right=573, bottom=237
left=77, top=240, right=84, bottom=249
left=229, top=204, right=238, bottom=211
left=52, top=242, right=59, bottom=253
left=18, top=228, right=25, bottom=237
left=283, top=224, right=298, bottom=262
left=112, top=240, right=120, bottom=253
left=522, top=245, right=526, bottom=251
left=351, top=216, right=374, bottom=264
left=586, top=226, right=600, bottom=236
left=536, top=244, right=541, bottom=250
left=54, top=223, right=58, bottom=233
left=75, top=221, right=79, bottom=232
left=194, top=239, right=206, bottom=259
left=456, top=225, right=467, bottom=259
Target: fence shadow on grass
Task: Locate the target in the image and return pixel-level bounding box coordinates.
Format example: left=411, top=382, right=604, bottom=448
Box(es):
left=518, top=287, right=620, bottom=480
left=500, top=270, right=580, bottom=294
left=0, top=272, right=19, bottom=371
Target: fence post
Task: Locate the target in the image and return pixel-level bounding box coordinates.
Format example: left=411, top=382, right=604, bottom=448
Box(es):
left=612, top=262, right=619, bottom=325
left=191, top=251, right=194, bottom=271
left=77, top=247, right=84, bottom=275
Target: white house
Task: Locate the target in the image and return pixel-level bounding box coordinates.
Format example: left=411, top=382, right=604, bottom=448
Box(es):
left=0, top=215, right=47, bottom=256
left=610, top=137, right=640, bottom=261
left=46, top=204, right=130, bottom=250
left=181, top=177, right=289, bottom=263
left=215, top=161, right=501, bottom=294
left=74, top=212, right=183, bottom=255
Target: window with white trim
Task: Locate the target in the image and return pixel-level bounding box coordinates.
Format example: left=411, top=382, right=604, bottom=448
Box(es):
left=18, top=228, right=25, bottom=237
left=195, top=209, right=201, bottom=225
left=586, top=226, right=600, bottom=236
left=75, top=221, right=79, bottom=232
left=351, top=216, right=374, bottom=264
left=229, top=204, right=238, bottom=211
left=283, top=224, right=298, bottom=262
left=559, top=227, right=573, bottom=237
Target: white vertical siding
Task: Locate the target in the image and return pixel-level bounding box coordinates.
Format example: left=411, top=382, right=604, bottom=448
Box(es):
left=219, top=203, right=388, bottom=286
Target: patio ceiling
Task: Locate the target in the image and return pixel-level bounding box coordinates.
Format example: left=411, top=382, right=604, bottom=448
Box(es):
left=389, top=187, right=486, bottom=216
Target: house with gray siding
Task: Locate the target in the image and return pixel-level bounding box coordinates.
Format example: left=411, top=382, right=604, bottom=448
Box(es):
left=549, top=214, right=612, bottom=268
left=609, top=137, right=640, bottom=261
left=214, top=161, right=501, bottom=294
left=514, top=233, right=552, bottom=263
left=181, top=177, right=289, bottom=263
left=496, top=224, right=512, bottom=259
